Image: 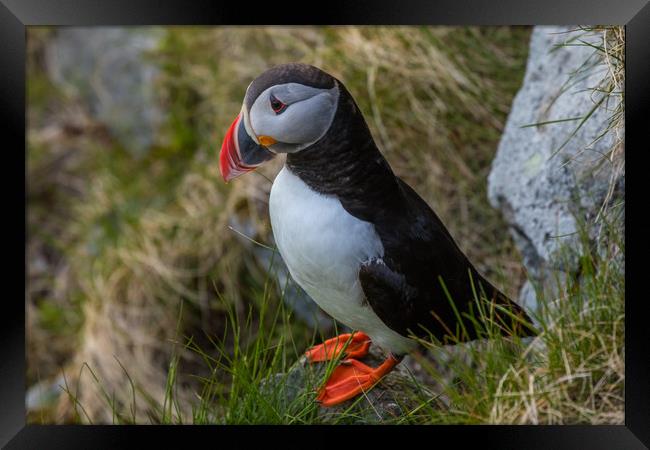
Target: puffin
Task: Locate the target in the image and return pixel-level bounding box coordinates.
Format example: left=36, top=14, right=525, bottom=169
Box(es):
left=219, top=63, right=537, bottom=407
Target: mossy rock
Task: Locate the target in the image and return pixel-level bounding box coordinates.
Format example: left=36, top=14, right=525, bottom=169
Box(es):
left=261, top=346, right=444, bottom=424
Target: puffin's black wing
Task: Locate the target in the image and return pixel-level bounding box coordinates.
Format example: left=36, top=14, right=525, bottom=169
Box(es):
left=358, top=258, right=419, bottom=335
left=350, top=177, right=537, bottom=344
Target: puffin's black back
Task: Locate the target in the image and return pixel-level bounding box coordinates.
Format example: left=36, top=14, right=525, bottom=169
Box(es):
left=284, top=65, right=537, bottom=345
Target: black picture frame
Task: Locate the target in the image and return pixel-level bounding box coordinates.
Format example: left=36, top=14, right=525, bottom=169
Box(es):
left=3, top=0, right=648, bottom=448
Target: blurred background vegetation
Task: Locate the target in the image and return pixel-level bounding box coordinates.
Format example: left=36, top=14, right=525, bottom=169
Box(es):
left=26, top=26, right=623, bottom=424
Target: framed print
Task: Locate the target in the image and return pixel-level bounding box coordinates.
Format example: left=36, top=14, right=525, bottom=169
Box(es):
left=2, top=0, right=648, bottom=448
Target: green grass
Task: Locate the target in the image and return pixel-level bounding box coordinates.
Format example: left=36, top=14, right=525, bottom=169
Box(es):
left=415, top=209, right=623, bottom=424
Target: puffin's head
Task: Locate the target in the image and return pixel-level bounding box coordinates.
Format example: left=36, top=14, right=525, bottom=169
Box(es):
left=219, top=63, right=340, bottom=182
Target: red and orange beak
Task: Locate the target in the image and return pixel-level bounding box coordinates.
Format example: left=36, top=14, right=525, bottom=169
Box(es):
left=219, top=113, right=275, bottom=182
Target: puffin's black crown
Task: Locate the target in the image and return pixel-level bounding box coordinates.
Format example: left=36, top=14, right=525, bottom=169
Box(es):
left=244, top=63, right=336, bottom=110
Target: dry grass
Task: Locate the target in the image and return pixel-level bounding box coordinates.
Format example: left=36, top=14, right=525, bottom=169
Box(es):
left=586, top=25, right=625, bottom=224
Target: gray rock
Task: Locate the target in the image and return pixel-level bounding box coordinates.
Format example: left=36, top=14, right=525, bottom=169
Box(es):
left=26, top=375, right=65, bottom=411
left=45, top=28, right=165, bottom=157
left=488, top=26, right=624, bottom=309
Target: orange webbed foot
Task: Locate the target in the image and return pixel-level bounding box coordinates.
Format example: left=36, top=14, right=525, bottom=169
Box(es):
left=305, top=332, right=371, bottom=363
left=316, top=355, right=401, bottom=407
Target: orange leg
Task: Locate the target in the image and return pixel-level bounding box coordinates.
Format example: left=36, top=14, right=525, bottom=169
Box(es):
left=305, top=332, right=371, bottom=363
left=316, top=355, right=401, bottom=407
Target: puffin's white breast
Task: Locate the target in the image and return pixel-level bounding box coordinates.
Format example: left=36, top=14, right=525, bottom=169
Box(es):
left=269, top=165, right=416, bottom=355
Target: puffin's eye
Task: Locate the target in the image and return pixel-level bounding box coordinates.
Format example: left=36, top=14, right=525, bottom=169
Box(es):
left=270, top=94, right=287, bottom=114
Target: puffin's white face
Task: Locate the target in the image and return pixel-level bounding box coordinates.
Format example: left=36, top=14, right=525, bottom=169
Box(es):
left=247, top=82, right=339, bottom=153
left=219, top=63, right=340, bottom=182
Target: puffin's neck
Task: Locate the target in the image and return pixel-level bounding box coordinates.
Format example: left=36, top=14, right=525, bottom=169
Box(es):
left=285, top=84, right=400, bottom=206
